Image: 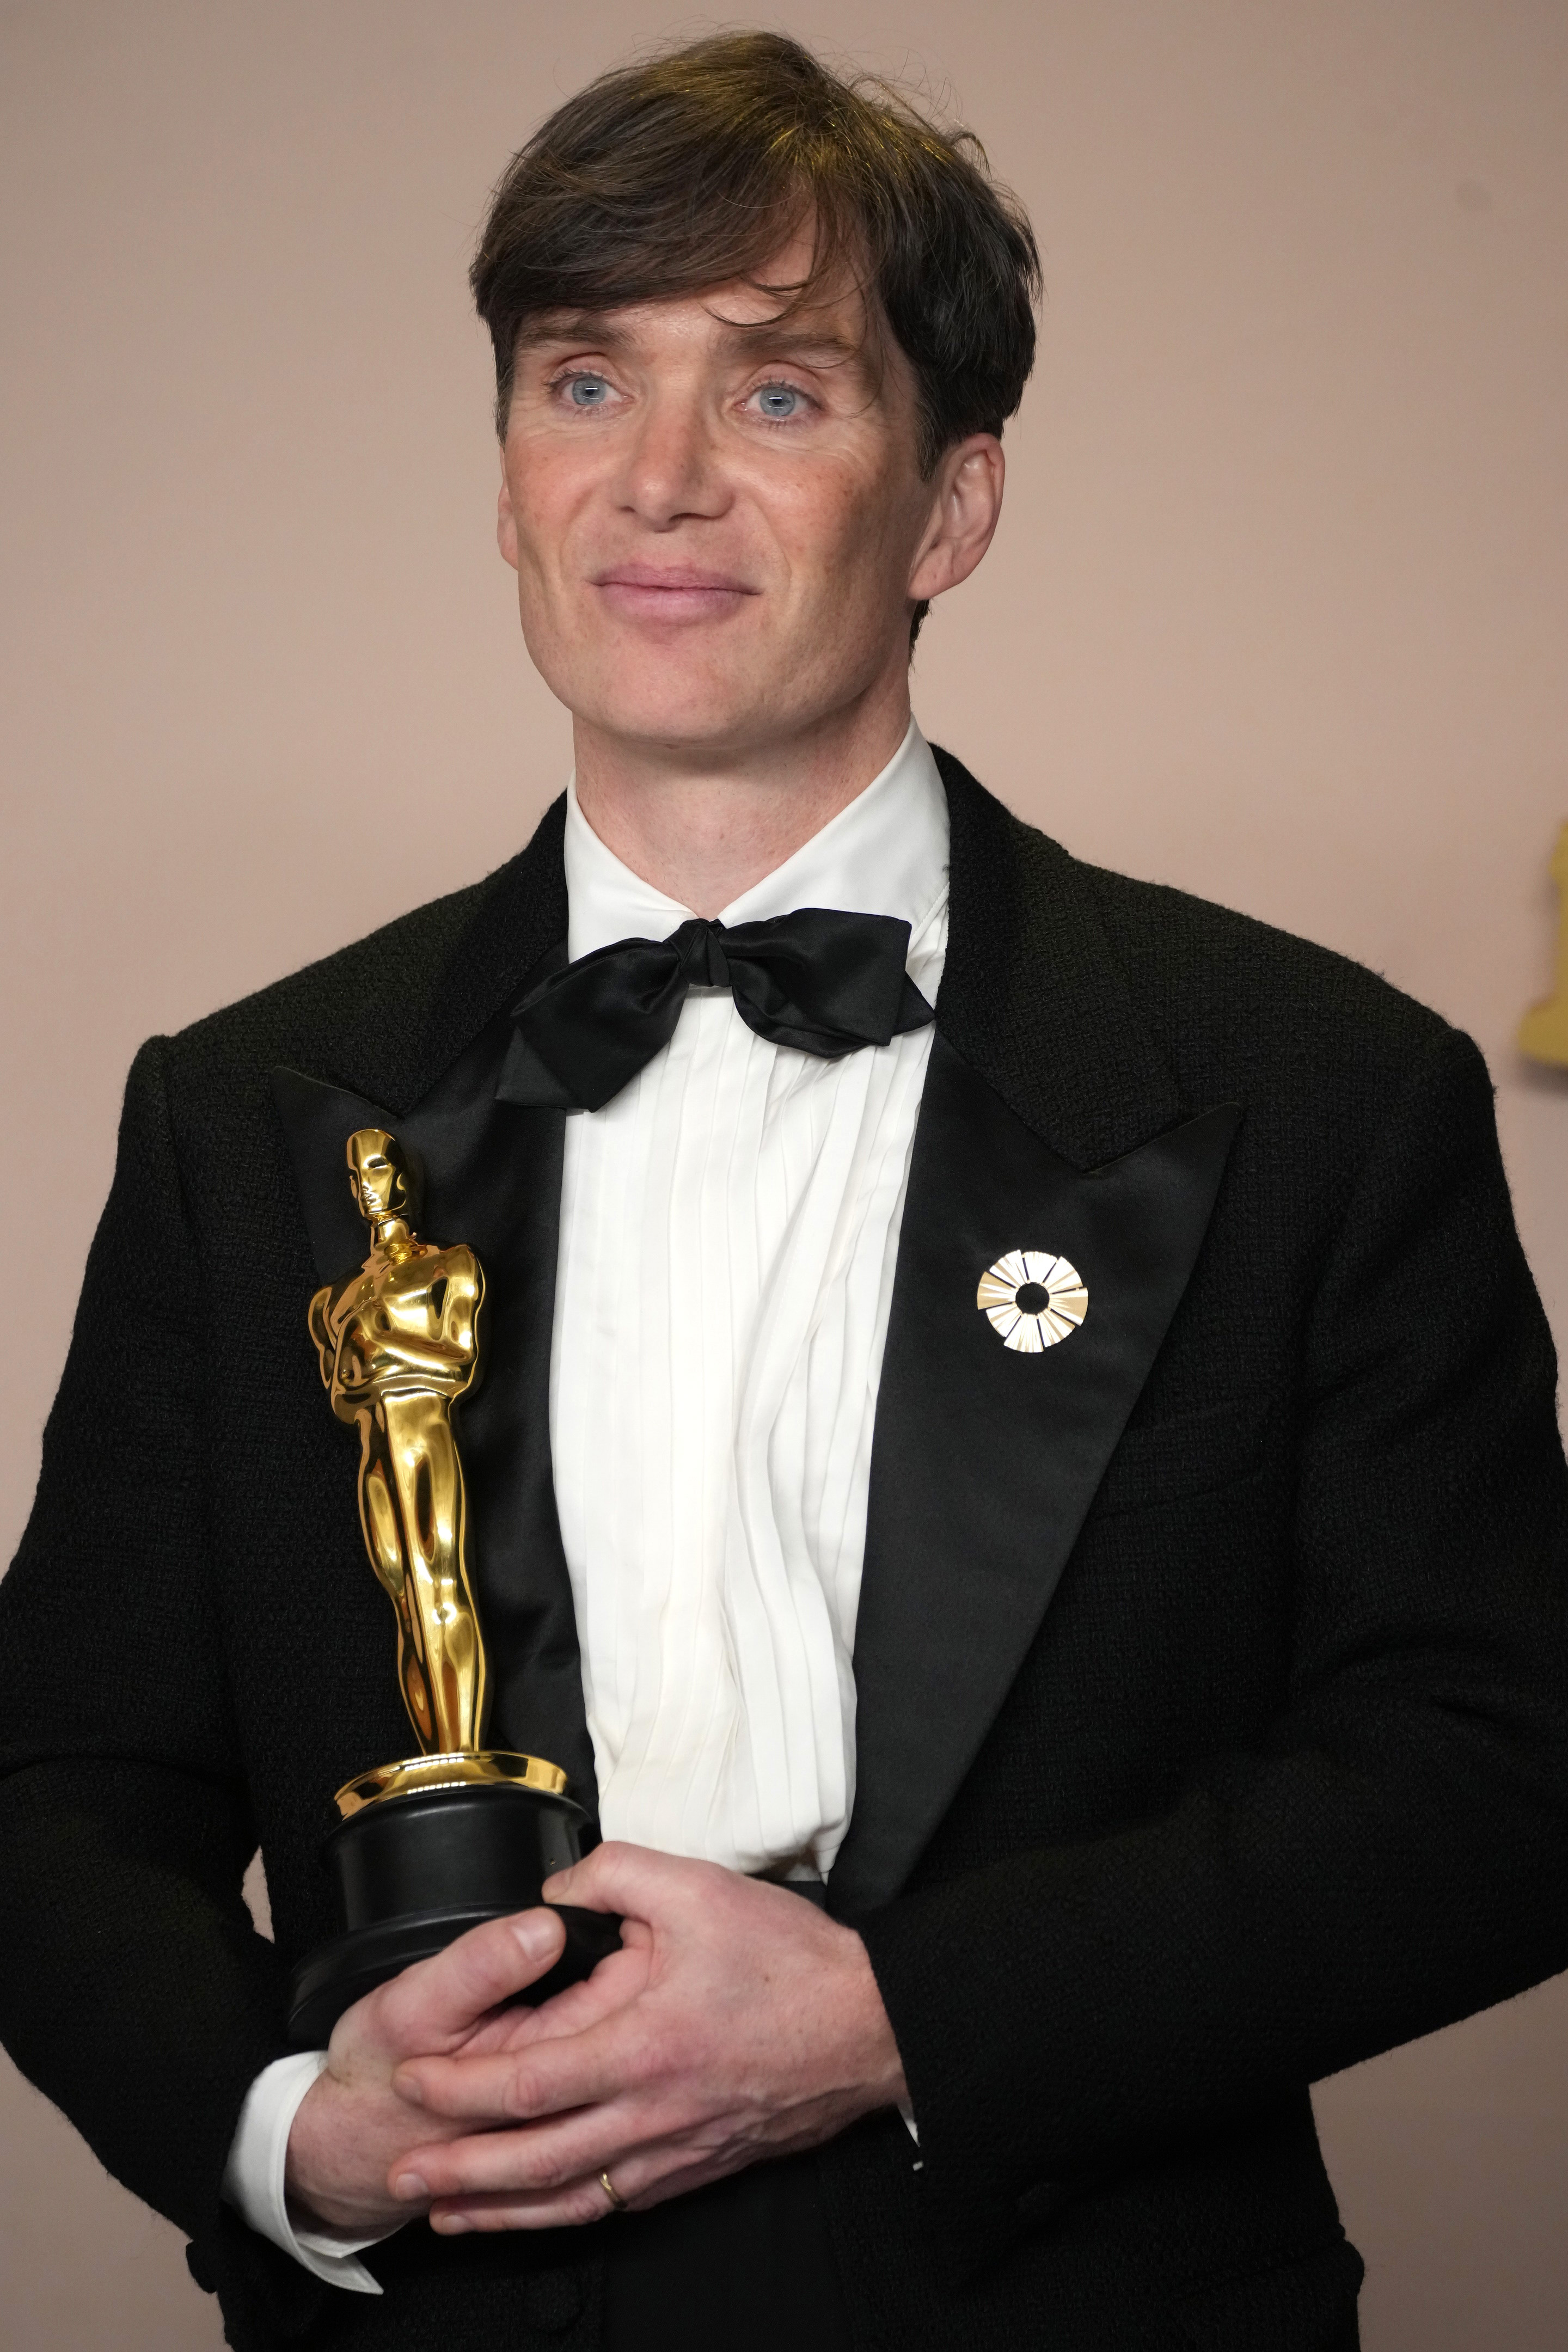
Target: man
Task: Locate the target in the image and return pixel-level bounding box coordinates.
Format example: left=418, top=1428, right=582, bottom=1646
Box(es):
left=3, top=30, right=1567, bottom=2352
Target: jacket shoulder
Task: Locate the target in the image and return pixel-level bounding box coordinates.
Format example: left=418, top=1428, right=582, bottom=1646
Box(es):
left=163, top=871, right=498, bottom=1077
left=1074, top=857, right=1466, bottom=1088
left=936, top=746, right=1468, bottom=1102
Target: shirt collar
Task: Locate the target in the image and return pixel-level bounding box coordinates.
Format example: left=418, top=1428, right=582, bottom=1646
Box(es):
left=564, top=720, right=950, bottom=961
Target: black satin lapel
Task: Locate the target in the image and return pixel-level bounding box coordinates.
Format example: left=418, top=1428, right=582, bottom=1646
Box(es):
left=830, top=1038, right=1241, bottom=1918
left=323, top=796, right=571, bottom=1118
left=406, top=1030, right=596, bottom=1808
left=932, top=749, right=1184, bottom=1171
left=269, top=1033, right=596, bottom=1814
left=270, top=1067, right=395, bottom=1282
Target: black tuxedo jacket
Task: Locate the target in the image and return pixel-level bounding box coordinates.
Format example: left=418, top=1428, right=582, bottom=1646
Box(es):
left=4, top=752, right=1568, bottom=2352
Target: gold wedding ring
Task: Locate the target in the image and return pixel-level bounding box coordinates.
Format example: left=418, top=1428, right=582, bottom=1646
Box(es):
left=599, top=2170, right=628, bottom=2214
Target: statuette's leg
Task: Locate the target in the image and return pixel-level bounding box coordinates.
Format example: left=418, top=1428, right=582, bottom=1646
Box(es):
left=356, top=1408, right=439, bottom=1750
left=380, top=1395, right=485, bottom=1753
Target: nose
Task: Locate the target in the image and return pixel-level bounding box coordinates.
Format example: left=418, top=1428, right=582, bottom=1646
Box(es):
left=615, top=384, right=731, bottom=529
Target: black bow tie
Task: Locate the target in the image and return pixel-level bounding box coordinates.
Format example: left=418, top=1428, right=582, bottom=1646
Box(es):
left=495, top=908, right=934, bottom=1113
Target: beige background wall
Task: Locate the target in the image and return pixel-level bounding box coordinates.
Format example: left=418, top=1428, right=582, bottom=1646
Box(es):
left=2, top=2, right=1566, bottom=2343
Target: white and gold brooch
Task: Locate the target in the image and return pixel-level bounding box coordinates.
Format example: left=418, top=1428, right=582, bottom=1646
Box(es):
left=976, top=1250, right=1089, bottom=1353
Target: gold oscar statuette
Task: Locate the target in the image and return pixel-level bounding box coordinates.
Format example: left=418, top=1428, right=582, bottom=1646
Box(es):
left=1518, top=822, right=1568, bottom=1069
left=286, top=1129, right=616, bottom=2043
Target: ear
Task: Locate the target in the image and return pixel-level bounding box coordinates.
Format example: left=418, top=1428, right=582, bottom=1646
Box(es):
left=906, top=434, right=1006, bottom=610
left=497, top=448, right=520, bottom=573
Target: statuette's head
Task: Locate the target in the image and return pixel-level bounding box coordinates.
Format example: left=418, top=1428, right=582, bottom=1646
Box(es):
left=347, top=1129, right=415, bottom=1226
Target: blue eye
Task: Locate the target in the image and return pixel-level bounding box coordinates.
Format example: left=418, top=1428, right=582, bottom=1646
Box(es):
left=566, top=375, right=610, bottom=407
left=753, top=383, right=804, bottom=420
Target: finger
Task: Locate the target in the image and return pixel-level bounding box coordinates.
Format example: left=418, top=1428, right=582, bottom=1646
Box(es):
left=366, top=1909, right=566, bottom=2055
left=427, top=2143, right=745, bottom=2233
left=394, top=2008, right=637, bottom=2121
left=465, top=1943, right=653, bottom=2057
left=427, top=2176, right=622, bottom=2232
left=543, top=1839, right=728, bottom=1919
left=394, top=2100, right=654, bottom=2203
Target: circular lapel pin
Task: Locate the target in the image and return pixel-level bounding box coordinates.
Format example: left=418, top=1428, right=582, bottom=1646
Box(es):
left=976, top=1250, right=1089, bottom=1353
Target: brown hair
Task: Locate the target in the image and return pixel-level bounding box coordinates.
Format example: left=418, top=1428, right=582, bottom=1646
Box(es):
left=469, top=30, right=1040, bottom=485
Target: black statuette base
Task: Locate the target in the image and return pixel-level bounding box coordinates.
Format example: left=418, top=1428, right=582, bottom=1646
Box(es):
left=287, top=1780, right=621, bottom=2047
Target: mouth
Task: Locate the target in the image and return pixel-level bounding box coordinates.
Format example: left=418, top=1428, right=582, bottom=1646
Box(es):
left=591, top=562, right=758, bottom=624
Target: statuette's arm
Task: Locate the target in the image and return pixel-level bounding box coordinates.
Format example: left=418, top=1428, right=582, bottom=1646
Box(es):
left=339, top=1323, right=477, bottom=1389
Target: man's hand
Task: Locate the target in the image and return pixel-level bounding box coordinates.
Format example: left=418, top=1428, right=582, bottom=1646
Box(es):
left=388, top=1843, right=909, bottom=2233
left=283, top=1906, right=582, bottom=2234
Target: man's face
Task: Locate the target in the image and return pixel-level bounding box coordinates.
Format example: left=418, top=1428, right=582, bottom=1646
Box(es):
left=496, top=233, right=953, bottom=759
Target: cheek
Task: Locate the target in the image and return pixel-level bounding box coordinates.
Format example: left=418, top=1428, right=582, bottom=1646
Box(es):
left=506, top=509, right=596, bottom=675
left=506, top=506, right=563, bottom=602
left=501, top=446, right=592, bottom=595
left=501, top=507, right=581, bottom=692
left=770, top=467, right=916, bottom=633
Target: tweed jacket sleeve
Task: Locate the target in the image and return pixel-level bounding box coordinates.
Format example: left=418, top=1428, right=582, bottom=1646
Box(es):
left=857, top=1021, right=1568, bottom=2271
left=0, top=1040, right=318, bottom=2330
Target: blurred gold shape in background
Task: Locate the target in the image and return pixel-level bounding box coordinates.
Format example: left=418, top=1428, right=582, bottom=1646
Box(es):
left=1518, top=825, right=1568, bottom=1068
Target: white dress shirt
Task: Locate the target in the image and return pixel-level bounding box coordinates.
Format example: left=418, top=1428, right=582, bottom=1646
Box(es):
left=226, top=720, right=949, bottom=2286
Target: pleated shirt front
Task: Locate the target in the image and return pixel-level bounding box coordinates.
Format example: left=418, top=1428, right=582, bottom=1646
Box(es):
left=549, top=724, right=950, bottom=1876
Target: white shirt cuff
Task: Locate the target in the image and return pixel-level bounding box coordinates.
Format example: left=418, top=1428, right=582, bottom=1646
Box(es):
left=222, top=2050, right=397, bottom=2294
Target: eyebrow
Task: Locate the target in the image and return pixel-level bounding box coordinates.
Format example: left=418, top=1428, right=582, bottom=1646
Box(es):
left=513, top=310, right=874, bottom=376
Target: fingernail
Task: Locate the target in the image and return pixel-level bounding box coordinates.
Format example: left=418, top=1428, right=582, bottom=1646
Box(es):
left=512, top=1910, right=562, bottom=1960
left=433, top=2210, right=471, bottom=2234
left=393, top=2173, right=428, bottom=2202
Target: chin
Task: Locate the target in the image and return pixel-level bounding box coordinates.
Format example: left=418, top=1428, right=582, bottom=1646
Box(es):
left=553, top=646, right=795, bottom=754
left=601, top=694, right=780, bottom=755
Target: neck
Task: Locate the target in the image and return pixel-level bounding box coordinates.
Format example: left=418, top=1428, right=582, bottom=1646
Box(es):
left=571, top=675, right=912, bottom=918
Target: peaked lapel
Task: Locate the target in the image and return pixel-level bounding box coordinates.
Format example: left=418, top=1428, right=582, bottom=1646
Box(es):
left=268, top=802, right=599, bottom=1809
left=829, top=756, right=1241, bottom=1916
left=324, top=795, right=571, bottom=1118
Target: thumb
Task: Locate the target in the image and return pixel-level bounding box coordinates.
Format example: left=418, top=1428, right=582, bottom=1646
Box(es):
left=364, top=1907, right=566, bottom=2055
left=544, top=1838, right=727, bottom=1922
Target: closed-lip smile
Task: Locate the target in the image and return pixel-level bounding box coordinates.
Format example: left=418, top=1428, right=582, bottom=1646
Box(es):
left=592, top=561, right=758, bottom=621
